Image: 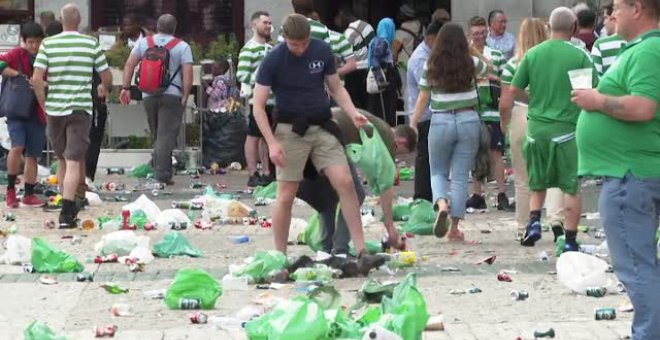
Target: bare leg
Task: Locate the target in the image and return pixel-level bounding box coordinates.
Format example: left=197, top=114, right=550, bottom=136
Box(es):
left=490, top=150, right=506, bottom=193
left=23, top=157, right=38, bottom=184
left=271, top=180, right=299, bottom=253
left=529, top=190, right=547, bottom=212
left=62, top=159, right=81, bottom=201
left=259, top=139, right=271, bottom=176
left=323, top=164, right=366, bottom=254
left=244, top=136, right=260, bottom=175
left=563, top=193, right=581, bottom=232
left=7, top=147, right=23, bottom=176
left=56, top=157, right=67, bottom=194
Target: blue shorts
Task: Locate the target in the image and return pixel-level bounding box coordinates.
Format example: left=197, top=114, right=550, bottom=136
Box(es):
left=7, top=118, right=46, bottom=158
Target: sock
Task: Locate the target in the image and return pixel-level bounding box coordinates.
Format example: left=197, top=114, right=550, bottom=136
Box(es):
left=565, top=230, right=578, bottom=243
left=24, top=183, right=35, bottom=196
left=75, top=183, right=86, bottom=199
left=62, top=199, right=75, bottom=216
left=7, top=175, right=17, bottom=190
left=529, top=210, right=542, bottom=223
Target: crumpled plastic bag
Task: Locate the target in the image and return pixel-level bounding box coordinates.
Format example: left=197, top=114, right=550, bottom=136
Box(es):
left=391, top=204, right=412, bottom=222
left=155, top=209, right=191, bottom=229
left=122, top=195, right=161, bottom=223
left=94, top=230, right=150, bottom=256
left=346, top=125, right=396, bottom=195
left=201, top=195, right=254, bottom=220
left=24, top=320, right=67, bottom=340
left=152, top=231, right=203, bottom=258
left=253, top=182, right=277, bottom=199
left=381, top=273, right=429, bottom=339
left=1, top=234, right=32, bottom=265
left=126, top=246, right=154, bottom=264
left=245, top=295, right=329, bottom=340
left=299, top=212, right=322, bottom=252
left=130, top=163, right=153, bottom=178
left=234, top=250, right=288, bottom=283
left=31, top=238, right=84, bottom=273
left=401, top=199, right=435, bottom=236
left=85, top=192, right=103, bottom=206
left=557, top=251, right=612, bottom=295
left=164, top=268, right=222, bottom=309
left=358, top=278, right=398, bottom=303
left=289, top=218, right=308, bottom=244
left=398, top=167, right=415, bottom=181
left=325, top=308, right=362, bottom=339
left=291, top=264, right=334, bottom=283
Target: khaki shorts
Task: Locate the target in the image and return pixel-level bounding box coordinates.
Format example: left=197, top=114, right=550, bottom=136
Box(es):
left=47, top=110, right=92, bottom=161
left=274, top=123, right=347, bottom=181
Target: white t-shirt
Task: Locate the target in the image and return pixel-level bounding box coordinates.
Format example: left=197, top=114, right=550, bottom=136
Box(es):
left=395, top=20, right=423, bottom=65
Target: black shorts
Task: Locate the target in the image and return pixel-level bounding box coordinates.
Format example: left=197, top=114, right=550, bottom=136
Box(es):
left=248, top=105, right=274, bottom=137
left=485, top=121, right=505, bottom=152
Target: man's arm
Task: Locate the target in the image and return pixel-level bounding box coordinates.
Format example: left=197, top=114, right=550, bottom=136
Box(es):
left=235, top=48, right=254, bottom=85
left=120, top=53, right=141, bottom=104
left=31, top=67, right=47, bottom=110
left=380, top=187, right=397, bottom=233
left=181, top=63, right=193, bottom=105
left=499, top=85, right=515, bottom=131
left=253, top=83, right=285, bottom=166
left=337, top=56, right=357, bottom=77
left=571, top=90, right=656, bottom=122
left=326, top=74, right=368, bottom=127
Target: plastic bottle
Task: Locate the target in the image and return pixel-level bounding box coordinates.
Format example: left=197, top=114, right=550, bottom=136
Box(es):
left=228, top=235, right=250, bottom=244
left=208, top=316, right=246, bottom=330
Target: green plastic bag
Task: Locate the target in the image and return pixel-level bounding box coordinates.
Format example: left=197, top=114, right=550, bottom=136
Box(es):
left=391, top=204, right=412, bottom=222
left=349, top=240, right=383, bottom=257
left=25, top=321, right=67, bottom=340
left=31, top=238, right=84, bottom=273
left=130, top=163, right=153, bottom=178
left=555, top=235, right=582, bottom=258
left=358, top=278, right=398, bottom=303
left=381, top=273, right=429, bottom=340
left=234, top=250, right=288, bottom=283
left=301, top=212, right=323, bottom=252
left=153, top=231, right=203, bottom=258
left=308, top=285, right=342, bottom=310
left=356, top=306, right=383, bottom=327
left=253, top=182, right=277, bottom=199
left=399, top=167, right=415, bottom=181
left=164, top=268, right=222, bottom=309
left=401, top=199, right=435, bottom=236
left=245, top=295, right=329, bottom=340
left=292, top=264, right=334, bottom=283
left=325, top=308, right=362, bottom=339
left=346, top=125, right=396, bottom=195
left=50, top=161, right=58, bottom=175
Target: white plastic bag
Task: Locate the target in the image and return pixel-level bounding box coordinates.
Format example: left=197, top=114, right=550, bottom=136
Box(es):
left=155, top=209, right=191, bottom=229
left=361, top=325, right=402, bottom=340
left=85, top=192, right=103, bottom=206
left=94, top=230, right=150, bottom=256
left=122, top=194, right=161, bottom=222
left=556, top=251, right=612, bottom=295
left=128, top=246, right=154, bottom=264
left=0, top=235, right=31, bottom=265
left=289, top=218, right=308, bottom=244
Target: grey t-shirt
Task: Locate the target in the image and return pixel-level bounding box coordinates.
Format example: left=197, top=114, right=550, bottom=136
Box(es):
left=131, top=34, right=193, bottom=97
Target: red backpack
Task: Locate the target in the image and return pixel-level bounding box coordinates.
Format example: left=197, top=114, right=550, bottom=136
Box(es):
left=136, top=36, right=181, bottom=94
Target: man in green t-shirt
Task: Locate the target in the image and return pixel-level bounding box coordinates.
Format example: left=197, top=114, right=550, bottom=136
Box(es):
left=296, top=108, right=417, bottom=259
left=511, top=7, right=597, bottom=251
left=572, top=0, right=660, bottom=337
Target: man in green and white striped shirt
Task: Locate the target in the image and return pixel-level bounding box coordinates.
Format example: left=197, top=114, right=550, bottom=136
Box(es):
left=32, top=4, right=112, bottom=229
left=591, top=3, right=625, bottom=76
left=237, top=11, right=276, bottom=187
left=329, top=29, right=356, bottom=77
left=467, top=16, right=512, bottom=212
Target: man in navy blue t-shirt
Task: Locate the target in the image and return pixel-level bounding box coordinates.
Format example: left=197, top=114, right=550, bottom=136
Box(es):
left=253, top=14, right=375, bottom=263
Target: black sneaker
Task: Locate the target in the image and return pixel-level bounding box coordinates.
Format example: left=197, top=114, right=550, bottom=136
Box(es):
left=58, top=213, right=78, bottom=229
left=466, top=194, right=487, bottom=210
left=497, top=193, right=514, bottom=211
left=356, top=252, right=386, bottom=276
left=247, top=172, right=261, bottom=187
left=259, top=173, right=275, bottom=186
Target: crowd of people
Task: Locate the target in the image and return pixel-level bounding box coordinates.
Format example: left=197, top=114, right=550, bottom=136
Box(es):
left=0, top=0, right=658, bottom=338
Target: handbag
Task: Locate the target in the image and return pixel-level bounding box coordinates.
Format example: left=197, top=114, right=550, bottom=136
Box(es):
left=472, top=76, right=492, bottom=182
left=366, top=68, right=382, bottom=94
left=0, top=61, right=36, bottom=120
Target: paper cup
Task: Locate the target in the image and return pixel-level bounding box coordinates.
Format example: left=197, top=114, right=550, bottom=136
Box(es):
left=568, top=68, right=593, bottom=90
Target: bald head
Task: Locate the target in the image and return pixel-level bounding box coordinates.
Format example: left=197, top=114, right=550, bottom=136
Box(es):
left=157, top=14, right=177, bottom=35
left=549, top=7, right=577, bottom=34
left=60, top=3, right=81, bottom=30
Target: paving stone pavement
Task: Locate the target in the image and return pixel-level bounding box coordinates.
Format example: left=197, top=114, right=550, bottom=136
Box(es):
left=0, top=171, right=630, bottom=340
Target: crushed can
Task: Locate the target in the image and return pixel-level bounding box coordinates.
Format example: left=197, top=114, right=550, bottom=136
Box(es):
left=95, top=253, right=119, bottom=264
left=594, top=307, right=617, bottom=320
left=467, top=287, right=482, bottom=294
left=497, top=272, right=513, bottom=282
left=76, top=272, right=95, bottom=282
left=106, top=168, right=125, bottom=175
left=179, top=298, right=201, bottom=310
left=586, top=287, right=607, bottom=298
left=151, top=189, right=159, bottom=197
left=143, top=222, right=157, bottom=231
left=190, top=182, right=204, bottom=189
left=23, top=263, right=35, bottom=273
left=4, top=212, right=15, bottom=222
left=194, top=219, right=213, bottom=230
left=533, top=328, right=555, bottom=338
left=114, top=196, right=128, bottom=202
left=190, top=312, right=209, bottom=324
left=510, top=290, right=529, bottom=301
left=254, top=197, right=268, bottom=206
left=43, top=219, right=57, bottom=229
left=94, top=325, right=118, bottom=337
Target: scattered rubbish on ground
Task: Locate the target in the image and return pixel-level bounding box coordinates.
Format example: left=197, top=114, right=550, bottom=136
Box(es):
left=110, top=303, right=133, bottom=317
left=165, top=269, right=222, bottom=310
left=497, top=272, right=513, bottom=282
left=39, top=275, right=58, bottom=285
left=24, top=320, right=67, bottom=340
left=511, top=290, right=529, bottom=301
left=556, top=251, right=612, bottom=295
left=594, top=307, right=616, bottom=320
left=94, top=325, right=118, bottom=338
left=31, top=238, right=83, bottom=273
left=101, top=283, right=129, bottom=294
left=152, top=231, right=203, bottom=258
left=533, top=328, right=556, bottom=338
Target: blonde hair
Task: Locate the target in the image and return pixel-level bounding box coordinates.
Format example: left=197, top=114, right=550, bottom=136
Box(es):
left=515, top=18, right=548, bottom=62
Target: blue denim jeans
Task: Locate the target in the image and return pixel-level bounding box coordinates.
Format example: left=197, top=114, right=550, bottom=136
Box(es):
left=599, top=172, right=660, bottom=340
left=428, top=111, right=481, bottom=219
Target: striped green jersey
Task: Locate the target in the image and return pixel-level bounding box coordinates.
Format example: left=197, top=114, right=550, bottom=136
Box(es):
left=501, top=57, right=528, bottom=106
left=419, top=56, right=488, bottom=112
left=34, top=32, right=108, bottom=116
left=279, top=19, right=347, bottom=57
left=329, top=29, right=354, bottom=62
left=591, top=34, right=626, bottom=76
left=478, top=46, right=506, bottom=121
left=236, top=39, right=274, bottom=105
